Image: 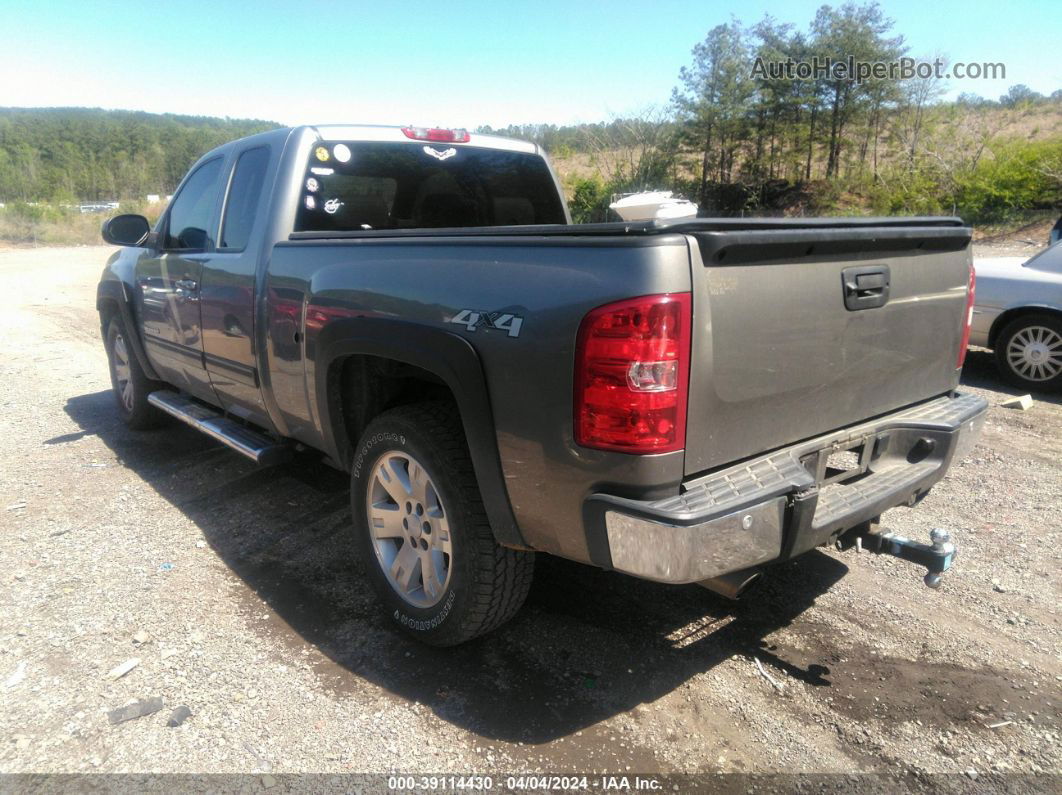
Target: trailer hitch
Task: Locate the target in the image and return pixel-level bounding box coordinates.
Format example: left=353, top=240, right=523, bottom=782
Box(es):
left=838, top=524, right=956, bottom=588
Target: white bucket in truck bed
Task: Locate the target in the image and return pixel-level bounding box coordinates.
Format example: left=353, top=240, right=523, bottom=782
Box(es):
left=610, top=191, right=698, bottom=221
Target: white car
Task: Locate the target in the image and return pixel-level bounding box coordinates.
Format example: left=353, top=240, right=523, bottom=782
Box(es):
left=971, top=244, right=1062, bottom=390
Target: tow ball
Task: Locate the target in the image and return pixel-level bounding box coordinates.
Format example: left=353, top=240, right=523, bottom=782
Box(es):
left=838, top=524, right=956, bottom=588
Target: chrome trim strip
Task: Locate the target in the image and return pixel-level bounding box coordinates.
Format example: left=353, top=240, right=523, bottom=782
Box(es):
left=204, top=352, right=259, bottom=387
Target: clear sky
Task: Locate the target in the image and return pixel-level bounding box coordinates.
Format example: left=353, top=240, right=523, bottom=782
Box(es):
left=1, top=0, right=1059, bottom=127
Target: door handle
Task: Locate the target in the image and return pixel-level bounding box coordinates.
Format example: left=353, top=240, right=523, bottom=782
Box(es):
left=175, top=279, right=199, bottom=301
left=841, top=265, right=890, bottom=311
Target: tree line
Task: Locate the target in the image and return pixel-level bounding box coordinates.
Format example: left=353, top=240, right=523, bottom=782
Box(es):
left=668, top=3, right=1060, bottom=214
left=0, top=107, right=277, bottom=203
left=485, top=2, right=1062, bottom=223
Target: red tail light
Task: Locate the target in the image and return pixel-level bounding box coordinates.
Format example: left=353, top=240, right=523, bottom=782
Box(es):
left=957, top=263, right=976, bottom=368
left=574, top=293, right=692, bottom=453
left=401, top=126, right=471, bottom=143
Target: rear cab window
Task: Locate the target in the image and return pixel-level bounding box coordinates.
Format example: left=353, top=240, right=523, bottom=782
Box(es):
left=293, top=141, right=565, bottom=232
left=220, top=146, right=271, bottom=251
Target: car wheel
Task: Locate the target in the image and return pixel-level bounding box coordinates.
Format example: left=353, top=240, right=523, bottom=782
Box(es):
left=349, top=402, right=534, bottom=646
left=994, top=314, right=1062, bottom=391
left=105, top=315, right=166, bottom=429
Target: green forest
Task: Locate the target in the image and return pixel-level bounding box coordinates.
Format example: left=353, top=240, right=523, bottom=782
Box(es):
left=0, top=107, right=277, bottom=203
left=1, top=1, right=1060, bottom=241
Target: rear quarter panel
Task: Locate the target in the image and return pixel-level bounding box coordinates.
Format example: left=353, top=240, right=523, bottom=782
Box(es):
left=263, top=235, right=693, bottom=561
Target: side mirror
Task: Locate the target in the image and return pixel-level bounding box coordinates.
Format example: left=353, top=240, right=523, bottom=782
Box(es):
left=102, top=214, right=151, bottom=247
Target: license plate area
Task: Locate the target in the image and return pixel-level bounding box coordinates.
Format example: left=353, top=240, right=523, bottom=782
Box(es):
left=802, top=436, right=873, bottom=486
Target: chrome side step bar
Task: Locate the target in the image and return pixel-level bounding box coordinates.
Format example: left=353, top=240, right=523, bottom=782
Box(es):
left=147, top=390, right=292, bottom=466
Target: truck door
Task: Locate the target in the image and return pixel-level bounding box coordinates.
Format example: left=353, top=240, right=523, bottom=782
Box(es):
left=198, top=145, right=275, bottom=430
left=136, top=157, right=224, bottom=403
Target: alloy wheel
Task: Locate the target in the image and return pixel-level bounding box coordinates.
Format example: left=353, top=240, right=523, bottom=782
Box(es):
left=366, top=451, right=453, bottom=608
left=1005, top=325, right=1062, bottom=382
left=112, top=332, right=135, bottom=411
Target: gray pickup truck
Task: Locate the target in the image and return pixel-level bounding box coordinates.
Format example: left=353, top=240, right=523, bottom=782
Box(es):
left=98, top=124, right=987, bottom=646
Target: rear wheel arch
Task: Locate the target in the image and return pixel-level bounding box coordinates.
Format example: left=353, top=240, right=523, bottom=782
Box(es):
left=335, top=354, right=455, bottom=458
left=313, top=318, right=527, bottom=549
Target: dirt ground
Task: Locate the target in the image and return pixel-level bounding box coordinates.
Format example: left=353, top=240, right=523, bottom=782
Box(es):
left=972, top=217, right=1057, bottom=259
left=0, top=247, right=1059, bottom=786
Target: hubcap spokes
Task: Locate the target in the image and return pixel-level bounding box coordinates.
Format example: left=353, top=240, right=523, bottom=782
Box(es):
left=113, top=333, right=134, bottom=411
left=367, top=451, right=452, bottom=608
left=1007, top=326, right=1062, bottom=382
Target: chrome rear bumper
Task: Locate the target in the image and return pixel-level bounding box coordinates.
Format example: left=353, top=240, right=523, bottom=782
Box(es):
left=586, top=392, right=987, bottom=584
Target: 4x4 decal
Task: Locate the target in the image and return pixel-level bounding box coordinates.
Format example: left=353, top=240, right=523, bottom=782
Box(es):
left=449, top=309, right=523, bottom=338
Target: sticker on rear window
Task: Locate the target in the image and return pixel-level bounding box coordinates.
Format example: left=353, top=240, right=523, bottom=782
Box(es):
left=333, top=144, right=352, bottom=163
left=306, top=177, right=319, bottom=193
left=323, top=198, right=343, bottom=215
left=314, top=146, right=329, bottom=162
left=423, top=146, right=457, bottom=161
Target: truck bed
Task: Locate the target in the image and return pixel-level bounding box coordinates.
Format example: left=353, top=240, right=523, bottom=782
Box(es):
left=288, top=215, right=968, bottom=241
left=284, top=216, right=973, bottom=479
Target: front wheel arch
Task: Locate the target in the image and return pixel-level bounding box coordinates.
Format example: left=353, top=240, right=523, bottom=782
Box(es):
left=96, top=279, right=161, bottom=382
left=104, top=314, right=167, bottom=429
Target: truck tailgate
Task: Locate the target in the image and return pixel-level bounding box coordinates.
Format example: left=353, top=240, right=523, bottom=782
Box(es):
left=684, top=224, right=973, bottom=475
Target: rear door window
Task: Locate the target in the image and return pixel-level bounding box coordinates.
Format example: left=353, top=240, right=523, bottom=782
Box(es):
left=165, top=158, right=224, bottom=250
left=220, top=146, right=271, bottom=251
left=294, top=142, right=565, bottom=232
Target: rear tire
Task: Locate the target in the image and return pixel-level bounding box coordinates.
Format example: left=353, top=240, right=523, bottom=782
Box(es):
left=349, top=402, right=534, bottom=646
left=105, top=314, right=166, bottom=429
left=994, top=314, right=1062, bottom=391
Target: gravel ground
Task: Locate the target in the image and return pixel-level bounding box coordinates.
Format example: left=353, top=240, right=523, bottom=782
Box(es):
left=0, top=246, right=1059, bottom=784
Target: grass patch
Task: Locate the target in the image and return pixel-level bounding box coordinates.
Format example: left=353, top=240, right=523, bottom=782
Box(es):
left=0, top=202, right=163, bottom=247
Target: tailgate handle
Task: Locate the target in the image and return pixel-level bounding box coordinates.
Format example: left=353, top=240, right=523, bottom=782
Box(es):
left=842, top=265, right=890, bottom=311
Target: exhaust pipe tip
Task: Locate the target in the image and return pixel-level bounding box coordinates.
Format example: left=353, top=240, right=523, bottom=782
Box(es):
left=698, top=568, right=763, bottom=600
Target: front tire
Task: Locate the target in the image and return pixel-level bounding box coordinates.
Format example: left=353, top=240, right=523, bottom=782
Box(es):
left=349, top=402, right=534, bottom=646
left=994, top=314, right=1062, bottom=391
left=105, top=315, right=166, bottom=429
